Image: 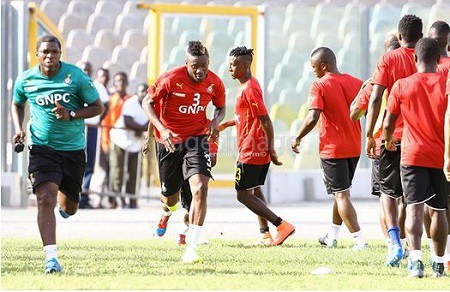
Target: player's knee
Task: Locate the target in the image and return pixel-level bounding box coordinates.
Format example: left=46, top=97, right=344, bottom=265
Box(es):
left=36, top=192, right=57, bottom=209
left=192, top=182, right=208, bottom=198
left=236, top=192, right=248, bottom=204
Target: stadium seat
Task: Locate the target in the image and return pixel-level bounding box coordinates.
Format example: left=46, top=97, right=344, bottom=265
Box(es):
left=122, top=29, right=147, bottom=52
left=337, top=47, right=362, bottom=77
left=115, top=13, right=144, bottom=35
left=95, top=0, right=123, bottom=21
left=110, top=45, right=140, bottom=69
left=295, top=73, right=315, bottom=105
left=82, top=45, right=111, bottom=71
left=233, top=31, right=248, bottom=47
left=369, top=2, right=401, bottom=38
left=130, top=61, right=147, bottom=83
left=168, top=46, right=187, bottom=65
left=178, top=30, right=203, bottom=47
left=123, top=0, right=144, bottom=16
left=278, top=88, right=302, bottom=112
left=40, top=0, right=67, bottom=25
left=338, top=2, right=364, bottom=41
left=64, top=46, right=83, bottom=65
left=310, top=2, right=344, bottom=38
left=58, top=13, right=84, bottom=37
left=66, top=0, right=96, bottom=19
left=269, top=102, right=297, bottom=127
left=102, top=60, right=127, bottom=81
left=315, top=32, right=342, bottom=53
left=287, top=32, right=314, bottom=56
left=200, top=18, right=230, bottom=36
left=94, top=29, right=121, bottom=53
left=427, top=2, right=450, bottom=31
left=86, top=13, right=115, bottom=35
left=171, top=17, right=202, bottom=34
left=282, top=6, right=315, bottom=36
left=127, top=78, right=140, bottom=94
left=66, top=29, right=94, bottom=52
left=140, top=46, right=148, bottom=63
left=266, top=78, right=291, bottom=108
left=227, top=19, right=247, bottom=38
left=273, top=63, right=301, bottom=88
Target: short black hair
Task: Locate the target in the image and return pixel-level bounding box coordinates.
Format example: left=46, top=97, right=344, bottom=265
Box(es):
left=36, top=35, right=61, bottom=51
left=115, top=71, right=128, bottom=82
left=415, top=37, right=439, bottom=64
left=398, top=15, right=423, bottom=43
left=387, top=39, right=400, bottom=51
left=310, top=47, right=336, bottom=66
left=187, top=41, right=209, bottom=57
left=229, top=46, right=254, bottom=62
left=429, top=20, right=450, bottom=50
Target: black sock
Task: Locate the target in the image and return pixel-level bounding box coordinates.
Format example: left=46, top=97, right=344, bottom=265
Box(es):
left=273, top=217, right=283, bottom=227
left=260, top=227, right=269, bottom=233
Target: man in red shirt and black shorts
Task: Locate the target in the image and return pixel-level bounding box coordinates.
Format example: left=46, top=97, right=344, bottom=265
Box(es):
left=142, top=41, right=226, bottom=263
left=292, top=47, right=367, bottom=251
left=222, top=46, right=295, bottom=246
left=384, top=38, right=448, bottom=278
left=366, top=15, right=422, bottom=267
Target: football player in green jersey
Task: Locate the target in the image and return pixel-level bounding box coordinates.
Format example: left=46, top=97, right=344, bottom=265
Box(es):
left=11, top=35, right=104, bottom=274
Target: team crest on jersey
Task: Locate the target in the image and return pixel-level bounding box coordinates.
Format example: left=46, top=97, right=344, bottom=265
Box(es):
left=64, top=74, right=72, bottom=85
left=207, top=84, right=214, bottom=93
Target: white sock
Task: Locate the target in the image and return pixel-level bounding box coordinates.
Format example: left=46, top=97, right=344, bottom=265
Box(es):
left=435, top=255, right=445, bottom=264
left=329, top=224, right=341, bottom=240
left=386, top=239, right=392, bottom=247
left=401, top=238, right=407, bottom=247
left=409, top=250, right=422, bottom=262
left=351, top=230, right=366, bottom=247
left=163, top=210, right=172, bottom=216
left=187, top=225, right=202, bottom=250
left=43, top=244, right=58, bottom=261
left=427, top=237, right=436, bottom=261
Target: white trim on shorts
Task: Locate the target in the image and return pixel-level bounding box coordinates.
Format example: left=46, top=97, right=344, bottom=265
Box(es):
left=331, top=186, right=351, bottom=195
left=407, top=193, right=436, bottom=206
left=380, top=192, right=401, bottom=200
left=245, top=184, right=264, bottom=191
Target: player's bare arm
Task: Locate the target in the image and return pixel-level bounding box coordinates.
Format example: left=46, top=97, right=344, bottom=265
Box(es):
left=142, top=122, right=154, bottom=155
left=350, top=92, right=366, bottom=121
left=51, top=99, right=104, bottom=121
left=291, top=109, right=321, bottom=154
left=207, top=106, right=225, bottom=141
left=444, top=93, right=450, bottom=181
left=382, top=111, right=398, bottom=152
left=218, top=119, right=236, bottom=131
left=142, top=93, right=177, bottom=153
left=11, top=102, right=26, bottom=145
left=365, top=84, right=385, bottom=158
left=259, top=114, right=282, bottom=166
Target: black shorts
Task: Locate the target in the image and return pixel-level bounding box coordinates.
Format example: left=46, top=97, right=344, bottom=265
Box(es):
left=371, top=156, right=381, bottom=197
left=180, top=180, right=192, bottom=211
left=401, top=165, right=449, bottom=210
left=321, top=157, right=359, bottom=195
left=28, top=145, right=86, bottom=203
left=157, top=135, right=211, bottom=197
left=379, top=144, right=403, bottom=198
left=235, top=162, right=270, bottom=191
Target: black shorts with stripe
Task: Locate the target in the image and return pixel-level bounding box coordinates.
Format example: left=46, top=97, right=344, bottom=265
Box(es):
left=235, top=162, right=269, bottom=191
left=401, top=165, right=449, bottom=210
left=379, top=144, right=403, bottom=198
left=321, top=157, right=359, bottom=195
left=157, top=135, right=212, bottom=197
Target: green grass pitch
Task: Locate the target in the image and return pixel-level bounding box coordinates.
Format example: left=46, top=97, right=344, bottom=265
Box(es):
left=1, top=238, right=448, bottom=289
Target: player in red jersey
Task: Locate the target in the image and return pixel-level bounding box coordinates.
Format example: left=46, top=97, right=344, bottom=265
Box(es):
left=365, top=15, right=422, bottom=266
left=429, top=21, right=450, bottom=78
left=222, top=46, right=295, bottom=246
left=291, top=47, right=367, bottom=250
left=424, top=19, right=450, bottom=268
left=384, top=38, right=448, bottom=278
left=142, top=41, right=226, bottom=263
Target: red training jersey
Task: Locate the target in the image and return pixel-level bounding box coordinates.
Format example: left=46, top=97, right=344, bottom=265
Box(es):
left=309, top=72, right=363, bottom=159
left=371, top=47, right=417, bottom=142
left=234, top=77, right=271, bottom=165
left=437, top=56, right=450, bottom=78
left=147, top=66, right=226, bottom=143
left=387, top=73, right=447, bottom=168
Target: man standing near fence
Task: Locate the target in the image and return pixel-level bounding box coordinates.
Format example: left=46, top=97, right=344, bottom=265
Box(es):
left=11, top=35, right=104, bottom=273
left=142, top=41, right=226, bottom=263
